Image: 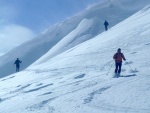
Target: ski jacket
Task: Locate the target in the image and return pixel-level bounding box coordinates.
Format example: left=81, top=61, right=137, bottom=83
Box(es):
left=113, top=53, right=126, bottom=63
left=14, top=60, right=22, bottom=67
left=104, top=21, right=109, bottom=26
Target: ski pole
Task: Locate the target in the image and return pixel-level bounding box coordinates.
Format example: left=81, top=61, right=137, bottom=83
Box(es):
left=126, top=62, right=133, bottom=71
left=106, top=61, right=114, bottom=75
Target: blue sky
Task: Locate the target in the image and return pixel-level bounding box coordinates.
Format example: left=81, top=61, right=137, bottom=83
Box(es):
left=0, top=0, right=101, bottom=54
left=0, top=0, right=102, bottom=32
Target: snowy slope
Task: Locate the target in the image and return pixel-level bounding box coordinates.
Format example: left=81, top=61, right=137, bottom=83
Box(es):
left=0, top=5, right=150, bottom=113
left=0, top=16, right=81, bottom=78
left=34, top=18, right=101, bottom=64
left=0, top=0, right=150, bottom=78
left=34, top=0, right=150, bottom=65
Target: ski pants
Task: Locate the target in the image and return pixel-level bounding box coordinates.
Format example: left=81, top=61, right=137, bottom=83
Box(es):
left=16, top=66, right=20, bottom=72
left=115, top=62, right=122, bottom=74
left=105, top=26, right=108, bottom=31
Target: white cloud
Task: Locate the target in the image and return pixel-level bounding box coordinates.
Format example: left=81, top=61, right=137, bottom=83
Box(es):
left=0, top=4, right=36, bottom=55
left=0, top=24, right=35, bottom=55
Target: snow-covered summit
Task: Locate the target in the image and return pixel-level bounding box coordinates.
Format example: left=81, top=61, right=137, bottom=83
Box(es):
left=0, top=4, right=150, bottom=113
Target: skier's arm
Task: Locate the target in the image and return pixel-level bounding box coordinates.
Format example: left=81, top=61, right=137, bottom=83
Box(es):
left=122, top=54, right=126, bottom=61
left=113, top=54, right=116, bottom=60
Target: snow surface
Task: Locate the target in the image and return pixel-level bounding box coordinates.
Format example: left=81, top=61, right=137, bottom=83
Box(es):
left=0, top=4, right=150, bottom=113
left=0, top=0, right=150, bottom=77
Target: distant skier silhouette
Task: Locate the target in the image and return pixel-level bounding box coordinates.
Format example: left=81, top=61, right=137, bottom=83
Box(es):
left=104, top=20, right=109, bottom=31
left=14, top=58, right=22, bottom=72
left=113, top=48, right=126, bottom=77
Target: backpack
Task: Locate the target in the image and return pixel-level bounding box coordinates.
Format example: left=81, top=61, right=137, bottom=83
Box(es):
left=115, top=53, right=123, bottom=59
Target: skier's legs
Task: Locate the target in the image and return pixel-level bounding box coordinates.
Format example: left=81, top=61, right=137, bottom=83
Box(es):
left=16, top=66, right=20, bottom=72
left=105, top=26, right=108, bottom=31
left=118, top=63, right=122, bottom=74
left=115, top=62, right=119, bottom=73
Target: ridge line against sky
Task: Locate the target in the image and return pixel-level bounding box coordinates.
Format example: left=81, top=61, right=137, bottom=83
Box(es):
left=0, top=0, right=103, bottom=55
left=0, top=0, right=103, bottom=33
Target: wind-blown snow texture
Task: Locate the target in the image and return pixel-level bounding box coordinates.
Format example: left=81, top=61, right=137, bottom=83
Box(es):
left=0, top=3, right=150, bottom=113
left=0, top=0, right=150, bottom=77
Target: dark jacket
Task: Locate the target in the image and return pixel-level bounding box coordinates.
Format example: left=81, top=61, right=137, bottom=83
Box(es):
left=104, top=21, right=109, bottom=26
left=14, top=60, right=22, bottom=67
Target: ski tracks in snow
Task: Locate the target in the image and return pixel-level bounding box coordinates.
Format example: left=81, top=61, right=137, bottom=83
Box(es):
left=83, top=75, right=150, bottom=113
